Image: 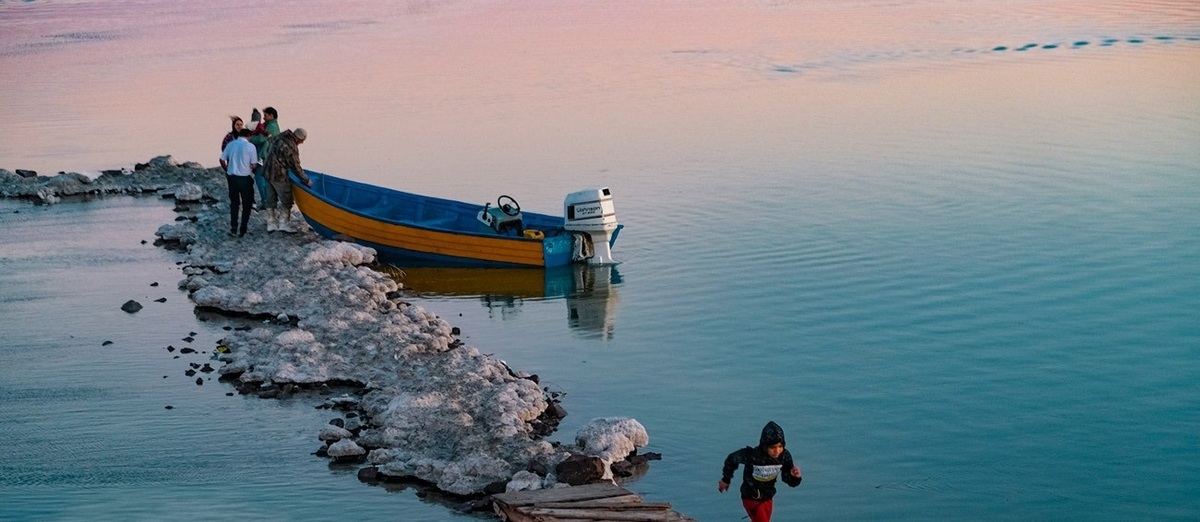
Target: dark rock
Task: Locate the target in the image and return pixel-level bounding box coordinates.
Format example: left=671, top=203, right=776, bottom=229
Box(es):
left=547, top=403, right=567, bottom=420
left=482, top=481, right=508, bottom=496
left=179, top=347, right=196, bottom=354
left=357, top=466, right=380, bottom=483
left=329, top=418, right=345, bottom=428
left=165, top=405, right=173, bottom=409
left=462, top=497, right=495, bottom=513
left=150, top=282, right=159, bottom=287
left=195, top=377, right=204, bottom=385
left=526, top=460, right=549, bottom=477
left=166, top=345, right=175, bottom=352
left=15, top=169, right=37, bottom=178
left=189, top=362, right=200, bottom=369
left=185, top=369, right=196, bottom=377
left=611, top=460, right=634, bottom=477
left=120, top=300, right=143, bottom=313
left=554, top=454, right=605, bottom=486
left=314, top=445, right=330, bottom=457
left=332, top=453, right=367, bottom=465
left=450, top=327, right=461, bottom=335
left=527, top=374, right=539, bottom=384
left=154, top=297, right=167, bottom=303
left=200, top=363, right=214, bottom=373
left=101, top=340, right=113, bottom=346
left=182, top=336, right=194, bottom=342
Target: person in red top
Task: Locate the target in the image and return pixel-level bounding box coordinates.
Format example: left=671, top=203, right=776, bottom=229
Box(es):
left=220, top=116, right=244, bottom=153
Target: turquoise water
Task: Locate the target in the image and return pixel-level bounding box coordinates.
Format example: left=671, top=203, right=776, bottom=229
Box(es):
left=2, top=1, right=1198, bottom=520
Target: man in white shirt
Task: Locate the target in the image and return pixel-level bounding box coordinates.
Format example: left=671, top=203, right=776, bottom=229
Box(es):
left=219, top=128, right=259, bottom=237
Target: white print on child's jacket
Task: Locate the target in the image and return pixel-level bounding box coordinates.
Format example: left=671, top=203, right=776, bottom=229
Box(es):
left=752, top=464, right=782, bottom=482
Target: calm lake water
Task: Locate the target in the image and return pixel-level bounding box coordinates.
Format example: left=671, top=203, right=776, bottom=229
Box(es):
left=2, top=1, right=1198, bottom=520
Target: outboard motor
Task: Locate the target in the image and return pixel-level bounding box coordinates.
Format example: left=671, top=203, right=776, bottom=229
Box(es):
left=563, top=187, right=619, bottom=264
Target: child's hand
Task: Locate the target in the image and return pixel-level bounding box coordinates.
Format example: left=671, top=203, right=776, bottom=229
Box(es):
left=718, top=480, right=729, bottom=493
left=790, top=466, right=801, bottom=478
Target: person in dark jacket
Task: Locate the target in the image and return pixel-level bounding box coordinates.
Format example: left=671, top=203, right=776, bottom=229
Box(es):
left=719, top=421, right=803, bottom=522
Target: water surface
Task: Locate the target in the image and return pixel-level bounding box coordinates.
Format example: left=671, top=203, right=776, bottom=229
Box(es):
left=1, top=1, right=1198, bottom=520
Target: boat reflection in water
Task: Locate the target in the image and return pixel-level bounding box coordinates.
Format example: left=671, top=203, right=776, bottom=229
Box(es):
left=390, top=264, right=622, bottom=340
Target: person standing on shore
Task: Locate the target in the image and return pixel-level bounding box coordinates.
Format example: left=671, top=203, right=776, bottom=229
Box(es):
left=248, top=106, right=279, bottom=211
left=221, top=116, right=244, bottom=153
left=718, top=421, right=803, bottom=522
left=219, top=128, right=259, bottom=237
left=262, top=127, right=311, bottom=233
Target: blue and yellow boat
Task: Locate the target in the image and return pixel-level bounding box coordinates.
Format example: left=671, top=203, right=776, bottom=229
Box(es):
left=290, top=170, right=622, bottom=268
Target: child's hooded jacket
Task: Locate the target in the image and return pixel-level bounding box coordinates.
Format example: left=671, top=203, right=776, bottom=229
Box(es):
left=721, top=421, right=802, bottom=500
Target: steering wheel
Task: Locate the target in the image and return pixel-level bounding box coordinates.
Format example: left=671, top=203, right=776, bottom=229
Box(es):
left=498, top=195, right=521, bottom=216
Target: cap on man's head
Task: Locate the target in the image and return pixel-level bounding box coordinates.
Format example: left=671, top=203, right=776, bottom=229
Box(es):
left=293, top=128, right=307, bottom=141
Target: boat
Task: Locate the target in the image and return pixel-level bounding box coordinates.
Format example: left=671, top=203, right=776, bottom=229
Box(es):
left=290, top=170, right=622, bottom=268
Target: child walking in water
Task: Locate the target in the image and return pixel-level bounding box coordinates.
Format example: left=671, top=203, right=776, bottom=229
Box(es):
left=719, top=421, right=803, bottom=522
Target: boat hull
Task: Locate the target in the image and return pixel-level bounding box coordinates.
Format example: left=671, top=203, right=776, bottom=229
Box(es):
left=291, top=172, right=595, bottom=268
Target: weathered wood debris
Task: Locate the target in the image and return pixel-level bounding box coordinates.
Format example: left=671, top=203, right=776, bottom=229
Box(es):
left=491, top=483, right=696, bottom=522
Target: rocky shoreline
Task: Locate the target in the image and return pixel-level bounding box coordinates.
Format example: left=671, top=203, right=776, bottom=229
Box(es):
left=1, top=157, right=656, bottom=514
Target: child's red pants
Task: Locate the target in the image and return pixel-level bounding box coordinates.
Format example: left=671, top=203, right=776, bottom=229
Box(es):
left=741, top=498, right=774, bottom=522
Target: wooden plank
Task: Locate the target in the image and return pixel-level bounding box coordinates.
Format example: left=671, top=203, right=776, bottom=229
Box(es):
left=522, top=507, right=682, bottom=522
left=536, top=500, right=672, bottom=511
left=493, top=504, right=536, bottom=522
left=533, top=494, right=641, bottom=507
left=493, top=483, right=631, bottom=507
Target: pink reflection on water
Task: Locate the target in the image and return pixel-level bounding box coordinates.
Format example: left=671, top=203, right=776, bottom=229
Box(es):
left=0, top=0, right=1196, bottom=206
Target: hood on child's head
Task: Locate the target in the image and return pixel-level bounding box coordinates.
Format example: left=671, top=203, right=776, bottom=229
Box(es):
left=759, top=421, right=786, bottom=448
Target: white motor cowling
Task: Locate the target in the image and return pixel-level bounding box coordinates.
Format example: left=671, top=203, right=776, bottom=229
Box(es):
left=563, top=187, right=619, bottom=264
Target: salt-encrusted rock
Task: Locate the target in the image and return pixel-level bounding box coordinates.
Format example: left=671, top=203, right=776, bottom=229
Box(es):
left=505, top=470, right=545, bottom=492
left=319, top=424, right=354, bottom=442
left=148, top=155, right=178, bottom=169
left=327, top=438, right=366, bottom=461
left=35, top=188, right=60, bottom=204
left=344, top=416, right=366, bottom=432
left=173, top=182, right=203, bottom=202
left=155, top=222, right=199, bottom=245
left=121, top=300, right=143, bottom=313
left=43, top=172, right=92, bottom=187
left=576, top=417, right=648, bottom=463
